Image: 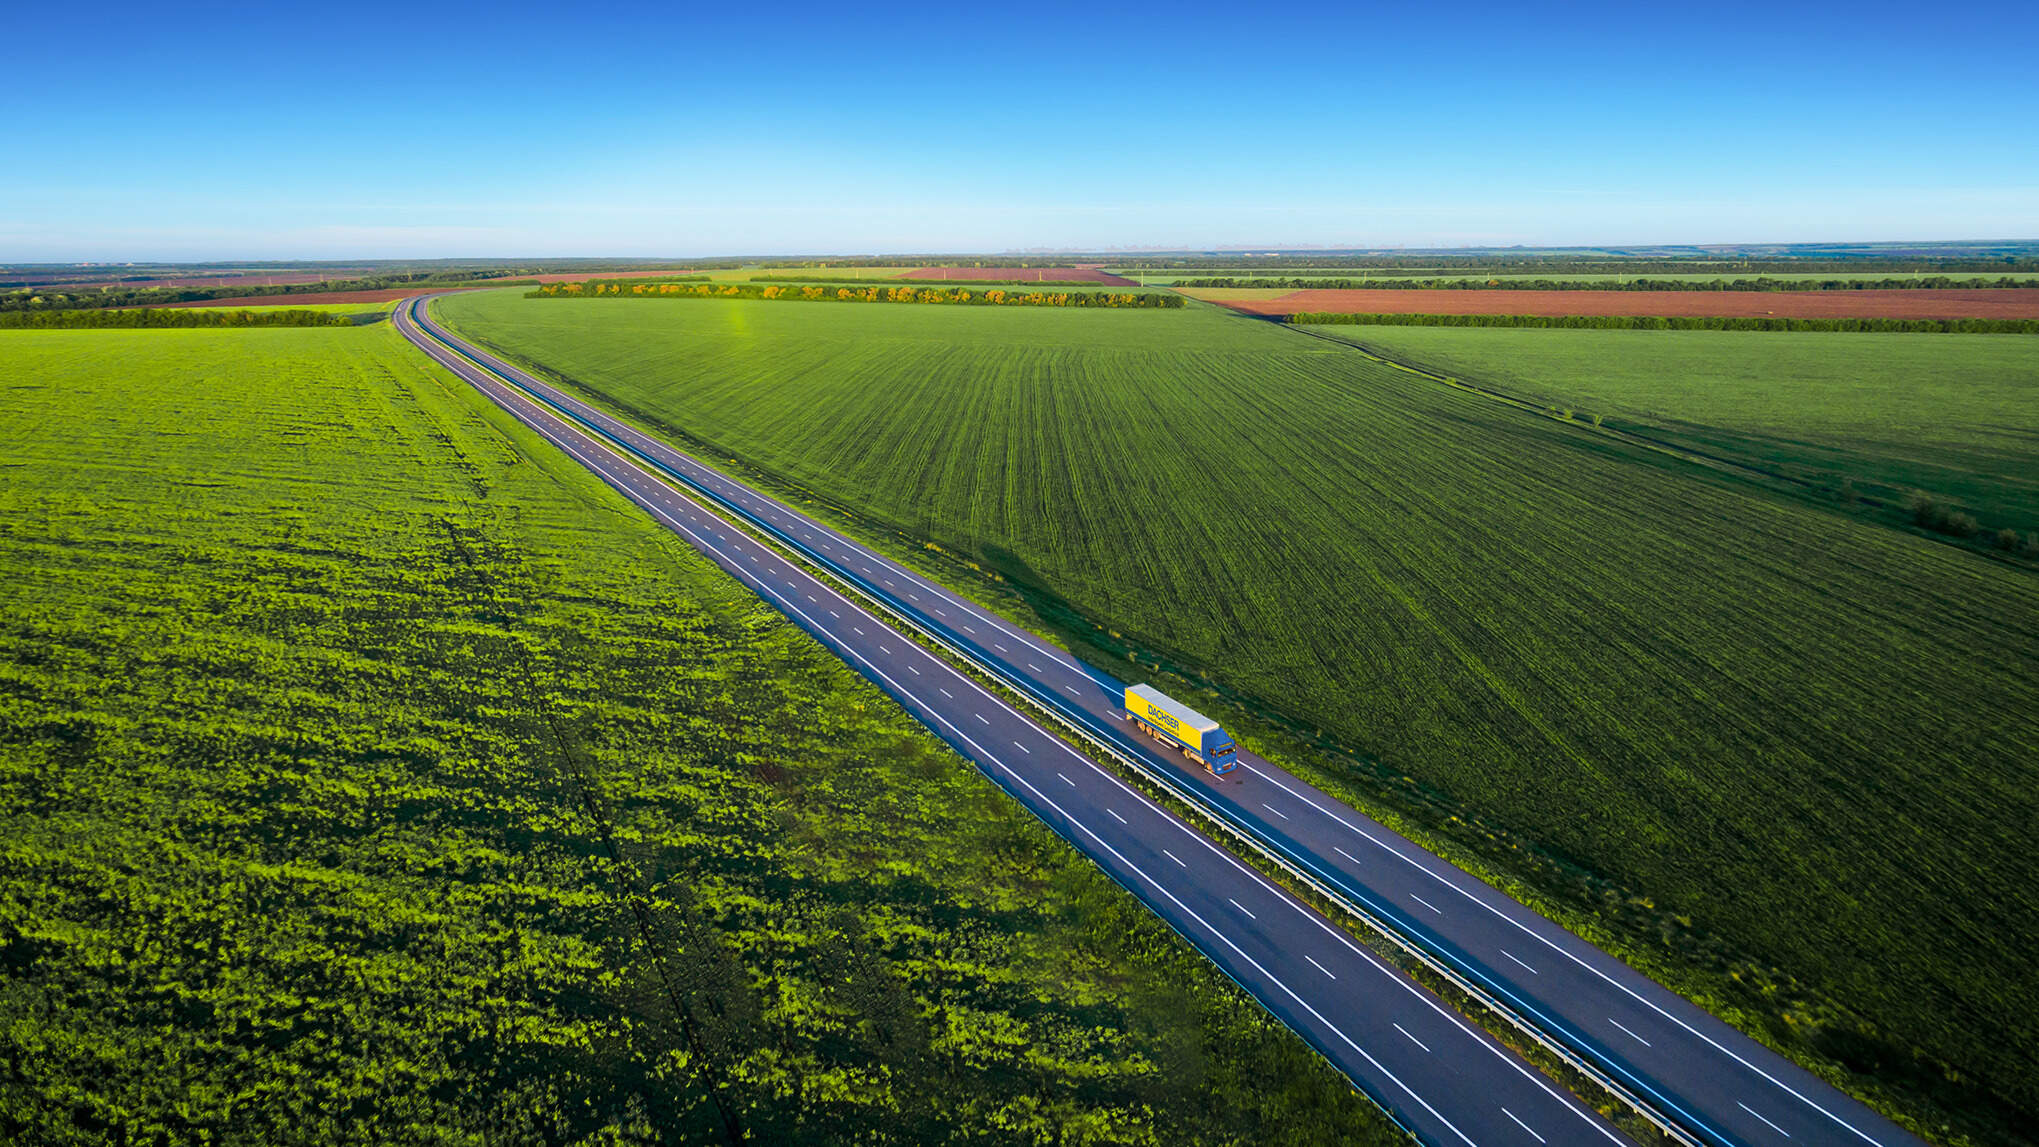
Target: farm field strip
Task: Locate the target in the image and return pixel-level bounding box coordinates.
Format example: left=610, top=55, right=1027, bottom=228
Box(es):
left=1301, top=323, right=2039, bottom=535
left=1183, top=286, right=2039, bottom=319
left=431, top=290, right=2039, bottom=1143
left=902, top=266, right=1137, bottom=284
left=160, top=285, right=499, bottom=308
left=1125, top=271, right=2039, bottom=285
left=396, top=297, right=1630, bottom=1146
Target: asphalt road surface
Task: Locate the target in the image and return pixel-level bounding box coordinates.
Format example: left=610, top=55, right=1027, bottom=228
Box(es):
left=397, top=296, right=1923, bottom=1147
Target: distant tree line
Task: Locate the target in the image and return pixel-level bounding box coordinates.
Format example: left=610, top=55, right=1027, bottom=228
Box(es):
left=1287, top=312, right=2039, bottom=334
left=1184, top=276, right=2039, bottom=292
left=532, top=281, right=1184, bottom=308
left=0, top=308, right=353, bottom=328
left=0, top=269, right=521, bottom=313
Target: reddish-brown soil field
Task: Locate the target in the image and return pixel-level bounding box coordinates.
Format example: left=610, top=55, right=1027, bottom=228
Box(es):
left=903, top=266, right=1138, bottom=285
left=1200, top=287, right=2039, bottom=320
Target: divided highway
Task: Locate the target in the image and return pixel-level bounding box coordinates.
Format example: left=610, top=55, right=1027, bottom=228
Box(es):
left=398, top=296, right=1923, bottom=1147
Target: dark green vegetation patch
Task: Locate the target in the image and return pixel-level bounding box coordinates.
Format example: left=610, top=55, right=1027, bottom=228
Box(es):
left=0, top=325, right=1396, bottom=1144
left=437, top=291, right=2039, bottom=1143
left=0, top=308, right=351, bottom=328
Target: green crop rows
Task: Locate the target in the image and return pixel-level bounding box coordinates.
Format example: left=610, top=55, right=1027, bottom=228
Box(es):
left=1307, top=324, right=2039, bottom=538
left=437, top=289, right=2039, bottom=1144
left=0, top=324, right=1398, bottom=1144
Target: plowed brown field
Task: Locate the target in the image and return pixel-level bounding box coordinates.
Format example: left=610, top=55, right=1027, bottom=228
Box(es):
left=904, top=266, right=1137, bottom=285
left=1189, top=287, right=2039, bottom=320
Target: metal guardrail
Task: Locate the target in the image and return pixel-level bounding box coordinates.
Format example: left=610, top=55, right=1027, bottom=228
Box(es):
left=410, top=297, right=1701, bottom=1147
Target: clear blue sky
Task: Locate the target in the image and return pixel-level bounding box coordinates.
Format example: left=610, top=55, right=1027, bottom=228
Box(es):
left=4, top=0, right=2033, bottom=260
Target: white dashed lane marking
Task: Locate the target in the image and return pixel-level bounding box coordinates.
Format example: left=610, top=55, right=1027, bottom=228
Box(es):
left=1502, top=1108, right=1546, bottom=1144
left=1609, top=1019, right=1652, bottom=1048
left=1737, top=1102, right=1790, bottom=1139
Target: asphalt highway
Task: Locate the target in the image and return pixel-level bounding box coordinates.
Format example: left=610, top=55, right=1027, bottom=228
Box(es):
left=397, top=296, right=1923, bottom=1147
left=395, top=297, right=1628, bottom=1144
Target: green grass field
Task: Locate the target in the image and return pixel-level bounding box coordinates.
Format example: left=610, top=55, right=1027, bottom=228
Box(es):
left=438, top=289, right=2039, bottom=1142
left=0, top=323, right=1399, bottom=1145
left=1308, top=324, right=2039, bottom=535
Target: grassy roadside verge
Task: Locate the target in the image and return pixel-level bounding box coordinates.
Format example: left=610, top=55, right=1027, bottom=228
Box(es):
left=0, top=323, right=1401, bottom=1144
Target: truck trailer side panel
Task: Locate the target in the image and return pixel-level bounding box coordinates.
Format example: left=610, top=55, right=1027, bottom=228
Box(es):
left=1124, top=684, right=1238, bottom=773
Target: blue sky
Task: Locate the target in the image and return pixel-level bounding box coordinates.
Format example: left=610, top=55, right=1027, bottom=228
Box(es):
left=4, top=1, right=2034, bottom=260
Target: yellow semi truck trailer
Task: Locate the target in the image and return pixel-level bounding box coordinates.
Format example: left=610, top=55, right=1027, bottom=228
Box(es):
left=1124, top=684, right=1240, bottom=774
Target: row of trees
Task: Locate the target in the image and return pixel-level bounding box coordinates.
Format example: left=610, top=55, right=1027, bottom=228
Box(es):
left=532, top=280, right=1185, bottom=308
left=1287, top=312, right=2039, bottom=334
left=0, top=307, right=353, bottom=328
left=0, top=269, right=520, bottom=313
left=1184, top=276, right=2039, bottom=292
